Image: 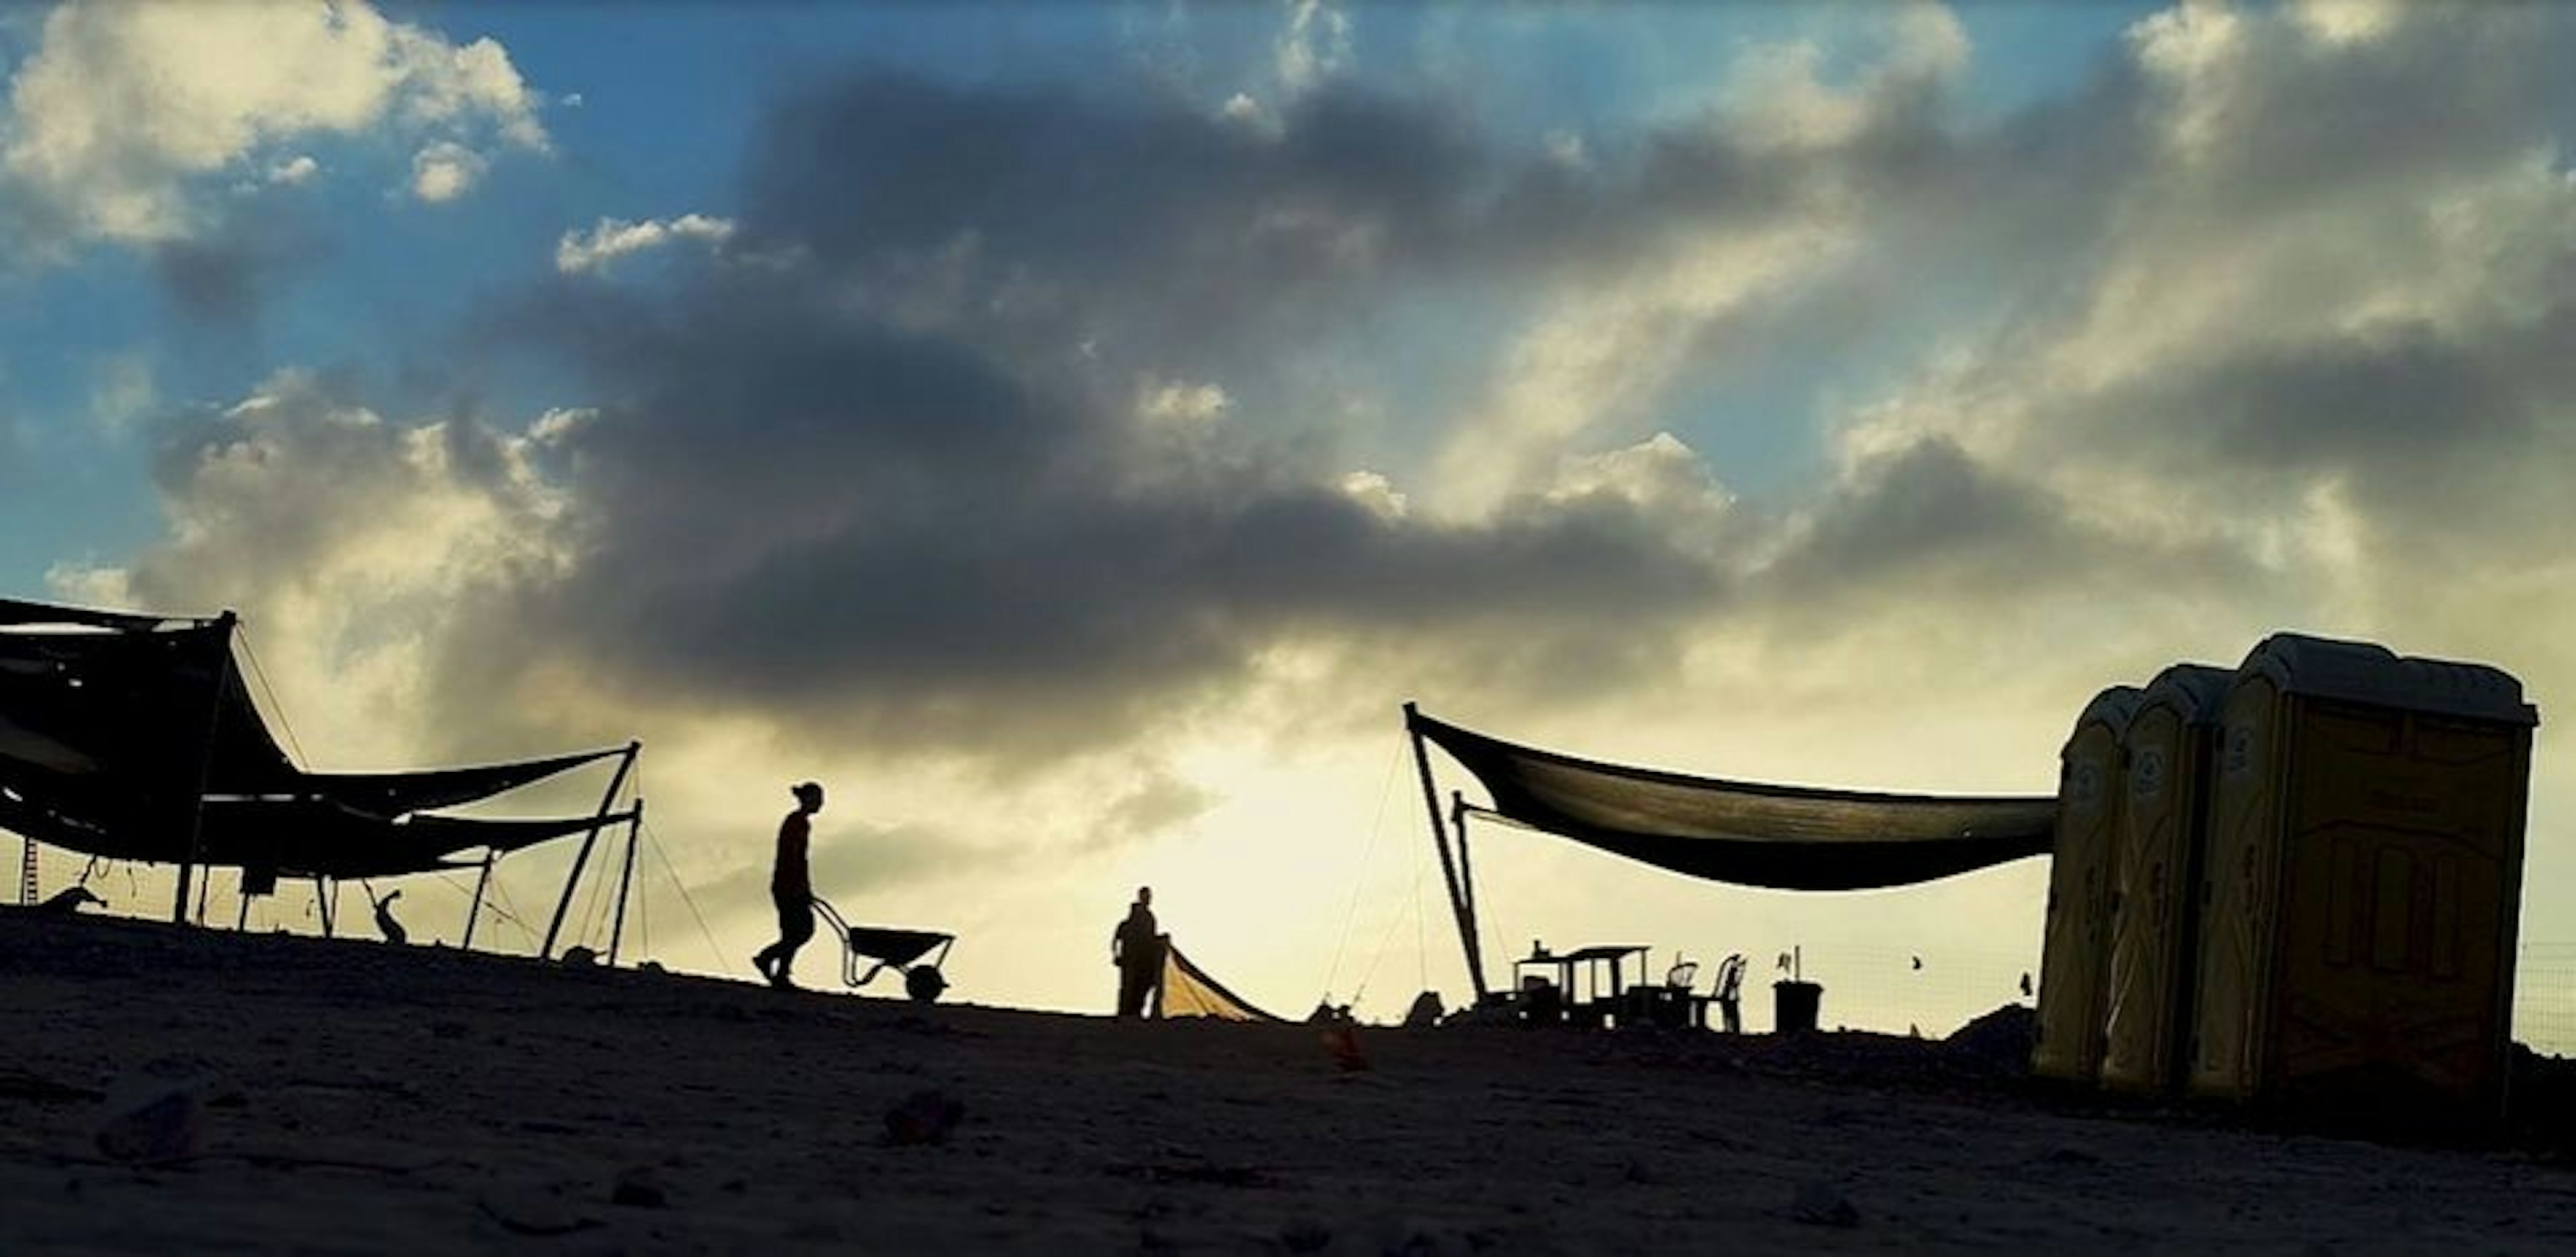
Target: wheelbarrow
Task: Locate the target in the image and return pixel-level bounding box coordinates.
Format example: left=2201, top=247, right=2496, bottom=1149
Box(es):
left=812, top=897, right=956, bottom=1003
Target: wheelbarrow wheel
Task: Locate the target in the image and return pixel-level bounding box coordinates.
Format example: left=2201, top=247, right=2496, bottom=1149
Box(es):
left=905, top=965, right=948, bottom=1004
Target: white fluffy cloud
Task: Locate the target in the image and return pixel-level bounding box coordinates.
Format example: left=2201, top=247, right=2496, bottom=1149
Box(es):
left=552, top=213, right=737, bottom=274
left=1, top=1, right=547, bottom=249
left=407, top=140, right=486, bottom=203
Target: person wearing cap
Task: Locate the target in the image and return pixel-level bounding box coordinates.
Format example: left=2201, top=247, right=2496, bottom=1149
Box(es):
left=753, top=781, right=826, bottom=989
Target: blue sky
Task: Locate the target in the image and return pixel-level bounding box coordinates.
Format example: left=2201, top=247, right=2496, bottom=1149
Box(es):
left=5, top=2, right=2574, bottom=1031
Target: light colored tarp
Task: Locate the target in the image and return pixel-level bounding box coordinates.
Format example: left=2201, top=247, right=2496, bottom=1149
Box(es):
left=1410, top=708, right=2055, bottom=891
left=1159, top=942, right=1284, bottom=1022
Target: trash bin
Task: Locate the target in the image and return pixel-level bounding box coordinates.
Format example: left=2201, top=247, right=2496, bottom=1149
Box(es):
left=1773, top=980, right=1822, bottom=1034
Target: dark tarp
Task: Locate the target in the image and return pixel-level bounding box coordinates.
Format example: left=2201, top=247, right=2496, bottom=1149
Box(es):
left=1409, top=708, right=2054, bottom=891
left=1160, top=943, right=1285, bottom=1022
left=1, top=597, right=630, bottom=879
left=298, top=747, right=631, bottom=817
left=0, top=598, right=209, bottom=632
left=0, top=785, right=633, bottom=879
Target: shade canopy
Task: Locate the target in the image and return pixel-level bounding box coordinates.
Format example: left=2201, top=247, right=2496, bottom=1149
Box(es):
left=1, top=597, right=629, bottom=879
left=1410, top=708, right=2054, bottom=891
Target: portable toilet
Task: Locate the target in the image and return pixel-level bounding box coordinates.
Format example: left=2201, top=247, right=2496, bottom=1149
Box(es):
left=2186, top=634, right=2537, bottom=1128
left=2099, top=663, right=2231, bottom=1094
left=2033, top=685, right=2142, bottom=1083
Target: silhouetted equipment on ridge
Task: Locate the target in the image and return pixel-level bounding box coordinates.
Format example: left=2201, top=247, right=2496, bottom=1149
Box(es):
left=0, top=596, right=641, bottom=951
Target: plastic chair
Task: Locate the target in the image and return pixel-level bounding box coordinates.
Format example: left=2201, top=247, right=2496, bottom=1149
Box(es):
left=1712, top=953, right=1747, bottom=1034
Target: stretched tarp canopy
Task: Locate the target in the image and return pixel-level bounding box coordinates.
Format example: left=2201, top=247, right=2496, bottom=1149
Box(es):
left=1408, top=708, right=2055, bottom=891
left=1160, top=943, right=1285, bottom=1023
left=0, top=596, right=632, bottom=880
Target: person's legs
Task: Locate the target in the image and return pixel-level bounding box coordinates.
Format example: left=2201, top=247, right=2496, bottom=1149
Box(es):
left=766, top=897, right=815, bottom=988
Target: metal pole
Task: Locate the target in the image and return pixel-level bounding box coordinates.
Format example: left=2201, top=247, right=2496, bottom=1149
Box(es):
left=541, top=741, right=641, bottom=959
left=315, top=876, right=333, bottom=938
left=172, top=612, right=237, bottom=924
left=462, top=849, right=498, bottom=950
left=1403, top=703, right=1489, bottom=1001
left=607, top=799, right=644, bottom=967
left=1450, top=790, right=1480, bottom=967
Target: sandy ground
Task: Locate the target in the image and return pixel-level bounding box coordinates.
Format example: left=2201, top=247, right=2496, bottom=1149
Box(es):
left=3, top=912, right=2573, bottom=1255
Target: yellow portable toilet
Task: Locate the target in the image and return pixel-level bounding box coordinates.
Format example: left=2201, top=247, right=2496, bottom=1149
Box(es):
left=2100, top=663, right=2231, bottom=1093
left=2187, top=634, right=2537, bottom=1128
left=2033, top=685, right=2141, bottom=1083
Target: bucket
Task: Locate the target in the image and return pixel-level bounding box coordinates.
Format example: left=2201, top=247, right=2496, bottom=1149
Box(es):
left=1774, top=980, right=1823, bottom=1034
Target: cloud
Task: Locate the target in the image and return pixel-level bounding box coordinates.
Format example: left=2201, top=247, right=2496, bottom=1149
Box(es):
left=148, top=205, right=330, bottom=326
left=1, top=0, right=547, bottom=254
left=1276, top=0, right=1354, bottom=98
left=268, top=155, right=319, bottom=186
left=553, top=213, right=737, bottom=275
left=408, top=140, right=487, bottom=203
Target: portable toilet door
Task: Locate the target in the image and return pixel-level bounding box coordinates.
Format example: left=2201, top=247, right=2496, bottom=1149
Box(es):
left=2186, top=634, right=2537, bottom=1128
left=2033, top=685, right=2142, bottom=1083
left=2099, top=663, right=2231, bottom=1095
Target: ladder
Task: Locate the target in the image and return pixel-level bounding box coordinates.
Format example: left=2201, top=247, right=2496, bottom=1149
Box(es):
left=18, top=838, right=36, bottom=906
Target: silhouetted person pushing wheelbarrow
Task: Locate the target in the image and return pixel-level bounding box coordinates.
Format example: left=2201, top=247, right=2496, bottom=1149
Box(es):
left=753, top=781, right=824, bottom=989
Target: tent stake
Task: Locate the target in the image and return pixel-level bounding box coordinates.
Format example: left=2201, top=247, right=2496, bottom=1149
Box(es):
left=540, top=741, right=641, bottom=959
left=1405, top=703, right=1489, bottom=1001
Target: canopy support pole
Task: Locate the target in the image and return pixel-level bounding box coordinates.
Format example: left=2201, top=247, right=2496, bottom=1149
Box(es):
left=608, top=799, right=645, bottom=968
left=541, top=740, right=641, bottom=960
left=462, top=849, right=499, bottom=951
left=172, top=611, right=237, bottom=924
left=315, top=876, right=334, bottom=938
left=1450, top=790, right=1481, bottom=971
left=1405, top=702, right=1488, bottom=1002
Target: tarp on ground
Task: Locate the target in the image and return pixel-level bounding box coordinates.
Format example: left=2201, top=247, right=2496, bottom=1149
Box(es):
left=1160, top=942, right=1285, bottom=1023
left=1409, top=708, right=2055, bottom=891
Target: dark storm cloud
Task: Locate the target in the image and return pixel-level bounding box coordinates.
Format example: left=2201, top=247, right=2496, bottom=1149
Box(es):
left=420, top=72, right=1782, bottom=759
left=465, top=265, right=1730, bottom=751
left=1763, top=438, right=2088, bottom=597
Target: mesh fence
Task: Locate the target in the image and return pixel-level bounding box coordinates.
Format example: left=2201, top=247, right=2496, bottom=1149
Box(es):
left=1737, top=940, right=2576, bottom=1056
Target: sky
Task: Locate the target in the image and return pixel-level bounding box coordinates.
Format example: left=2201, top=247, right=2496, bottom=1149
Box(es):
left=2, top=1, right=2573, bottom=1036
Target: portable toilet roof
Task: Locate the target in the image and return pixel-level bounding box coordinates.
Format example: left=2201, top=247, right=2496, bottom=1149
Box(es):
left=2240, top=633, right=2536, bottom=727
left=2138, top=663, right=2231, bottom=725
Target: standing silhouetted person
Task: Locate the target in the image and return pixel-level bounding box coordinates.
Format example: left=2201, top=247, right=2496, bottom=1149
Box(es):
left=753, top=781, right=824, bottom=989
left=1112, top=887, right=1163, bottom=1018
left=372, top=889, right=408, bottom=946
